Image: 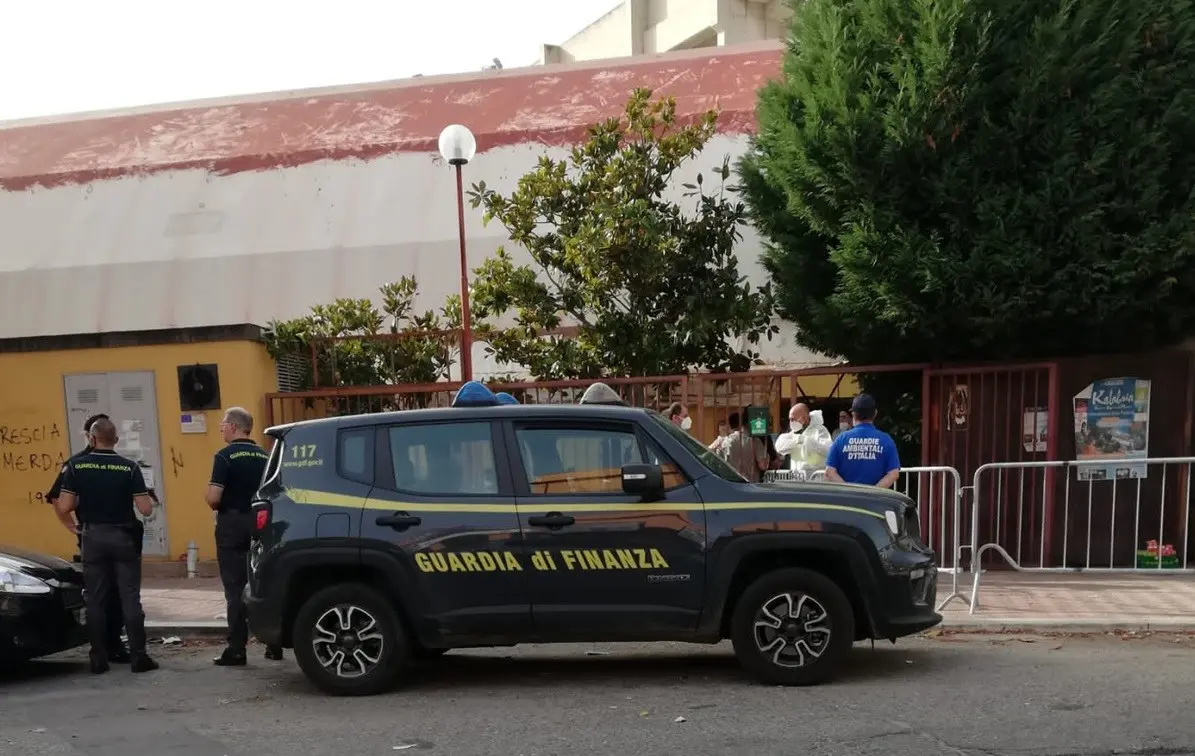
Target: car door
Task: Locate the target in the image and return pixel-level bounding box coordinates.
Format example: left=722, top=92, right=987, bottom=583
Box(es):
left=504, top=417, right=707, bottom=637
left=359, top=418, right=532, bottom=643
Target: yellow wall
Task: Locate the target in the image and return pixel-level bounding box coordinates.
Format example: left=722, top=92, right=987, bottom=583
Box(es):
left=0, top=340, right=277, bottom=561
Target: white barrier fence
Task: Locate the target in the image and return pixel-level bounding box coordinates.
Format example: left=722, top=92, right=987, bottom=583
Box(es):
left=966, top=456, right=1195, bottom=613
left=762, top=469, right=825, bottom=483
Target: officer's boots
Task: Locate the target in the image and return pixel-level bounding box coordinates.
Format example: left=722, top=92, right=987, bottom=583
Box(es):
left=130, top=654, right=159, bottom=673
left=214, top=647, right=248, bottom=666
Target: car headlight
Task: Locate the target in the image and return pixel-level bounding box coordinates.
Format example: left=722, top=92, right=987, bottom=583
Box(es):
left=884, top=510, right=902, bottom=537
left=0, top=565, right=52, bottom=595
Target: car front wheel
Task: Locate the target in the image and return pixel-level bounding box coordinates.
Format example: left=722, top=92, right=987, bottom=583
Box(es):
left=730, top=567, right=855, bottom=686
left=292, top=583, right=409, bottom=696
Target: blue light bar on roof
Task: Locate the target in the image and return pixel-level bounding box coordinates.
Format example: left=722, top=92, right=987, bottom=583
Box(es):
left=452, top=381, right=501, bottom=408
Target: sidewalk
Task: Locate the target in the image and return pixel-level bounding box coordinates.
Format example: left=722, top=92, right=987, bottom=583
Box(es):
left=142, top=572, right=1195, bottom=634
left=937, top=572, right=1195, bottom=630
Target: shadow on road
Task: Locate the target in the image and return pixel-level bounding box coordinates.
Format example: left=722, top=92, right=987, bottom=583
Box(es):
left=274, top=643, right=945, bottom=696
left=0, top=657, right=88, bottom=687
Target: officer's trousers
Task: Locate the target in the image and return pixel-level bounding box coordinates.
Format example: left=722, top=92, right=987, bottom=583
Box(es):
left=77, top=531, right=125, bottom=652
left=80, top=524, right=147, bottom=659
left=215, top=512, right=253, bottom=651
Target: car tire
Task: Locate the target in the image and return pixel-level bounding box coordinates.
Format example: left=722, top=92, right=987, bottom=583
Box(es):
left=292, top=582, right=409, bottom=696
left=730, top=567, right=855, bottom=686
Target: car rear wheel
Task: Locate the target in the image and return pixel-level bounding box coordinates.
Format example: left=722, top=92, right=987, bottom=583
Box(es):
left=292, top=583, right=409, bottom=696
left=730, top=567, right=855, bottom=686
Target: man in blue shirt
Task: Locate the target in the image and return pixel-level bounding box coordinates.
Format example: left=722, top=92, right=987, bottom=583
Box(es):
left=825, top=394, right=901, bottom=488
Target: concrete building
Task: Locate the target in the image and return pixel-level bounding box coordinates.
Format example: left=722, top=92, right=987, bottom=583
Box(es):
left=539, top=0, right=792, bottom=64
left=0, top=41, right=849, bottom=561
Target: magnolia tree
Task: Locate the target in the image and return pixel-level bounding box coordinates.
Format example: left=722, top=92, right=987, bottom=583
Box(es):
left=465, top=88, right=777, bottom=380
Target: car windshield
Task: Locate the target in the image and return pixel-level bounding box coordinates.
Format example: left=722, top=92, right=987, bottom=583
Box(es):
left=648, top=412, right=747, bottom=483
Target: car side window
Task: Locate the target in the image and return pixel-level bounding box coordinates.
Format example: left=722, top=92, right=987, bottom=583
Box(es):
left=388, top=422, right=498, bottom=496
left=337, top=427, right=373, bottom=485
left=642, top=436, right=688, bottom=490
left=516, top=426, right=644, bottom=495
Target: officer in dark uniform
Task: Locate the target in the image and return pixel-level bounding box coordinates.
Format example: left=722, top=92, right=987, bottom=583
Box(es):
left=46, top=413, right=130, bottom=663
left=53, top=417, right=158, bottom=674
left=205, top=406, right=282, bottom=666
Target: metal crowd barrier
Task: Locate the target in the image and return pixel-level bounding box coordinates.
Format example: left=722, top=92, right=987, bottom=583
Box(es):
left=762, top=469, right=825, bottom=483
left=967, top=456, right=1195, bottom=614
left=898, top=466, right=968, bottom=611
left=762, top=465, right=968, bottom=612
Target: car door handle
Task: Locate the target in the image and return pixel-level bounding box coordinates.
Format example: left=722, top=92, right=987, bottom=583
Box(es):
left=527, top=513, right=575, bottom=528
left=375, top=512, right=422, bottom=530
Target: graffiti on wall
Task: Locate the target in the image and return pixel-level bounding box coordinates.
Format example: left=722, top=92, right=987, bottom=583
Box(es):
left=1, top=423, right=67, bottom=505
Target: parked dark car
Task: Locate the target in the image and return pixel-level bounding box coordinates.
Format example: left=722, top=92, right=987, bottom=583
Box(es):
left=247, top=381, right=939, bottom=696
left=0, top=545, right=88, bottom=664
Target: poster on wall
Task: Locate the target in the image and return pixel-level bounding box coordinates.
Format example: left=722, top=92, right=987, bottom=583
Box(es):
left=1073, top=377, right=1151, bottom=480
left=1022, top=407, right=1048, bottom=453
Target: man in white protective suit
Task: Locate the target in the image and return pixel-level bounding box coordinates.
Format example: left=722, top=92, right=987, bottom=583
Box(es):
left=775, top=406, right=833, bottom=476
left=773, top=403, right=810, bottom=470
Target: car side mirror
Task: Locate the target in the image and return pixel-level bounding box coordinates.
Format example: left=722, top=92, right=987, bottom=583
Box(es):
left=622, top=464, right=664, bottom=500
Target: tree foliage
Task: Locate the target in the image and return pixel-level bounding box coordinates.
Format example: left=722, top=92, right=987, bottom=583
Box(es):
left=262, top=276, right=462, bottom=392
left=466, top=88, right=777, bottom=379
left=742, top=0, right=1195, bottom=365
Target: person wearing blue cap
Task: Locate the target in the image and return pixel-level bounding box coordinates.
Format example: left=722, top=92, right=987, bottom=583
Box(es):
left=824, top=394, right=901, bottom=488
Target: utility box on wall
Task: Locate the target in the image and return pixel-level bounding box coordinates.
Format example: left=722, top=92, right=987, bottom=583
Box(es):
left=177, top=364, right=221, bottom=411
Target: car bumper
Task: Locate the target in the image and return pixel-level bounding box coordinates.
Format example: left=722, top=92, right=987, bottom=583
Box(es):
left=871, top=552, right=943, bottom=639
left=245, top=584, right=285, bottom=648
left=0, top=593, right=89, bottom=661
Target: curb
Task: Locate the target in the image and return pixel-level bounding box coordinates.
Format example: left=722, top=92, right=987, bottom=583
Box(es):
left=938, top=616, right=1195, bottom=633
left=146, top=620, right=227, bottom=638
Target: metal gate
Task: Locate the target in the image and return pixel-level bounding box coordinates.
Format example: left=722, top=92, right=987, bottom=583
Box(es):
left=923, top=363, right=1058, bottom=568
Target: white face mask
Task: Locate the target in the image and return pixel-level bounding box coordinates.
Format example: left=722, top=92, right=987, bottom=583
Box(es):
left=790, top=420, right=804, bottom=432
left=839, top=422, right=850, bottom=431
left=679, top=416, right=693, bottom=431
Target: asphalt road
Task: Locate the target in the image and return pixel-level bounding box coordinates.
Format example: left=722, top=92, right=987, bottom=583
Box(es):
left=2, top=632, right=1193, bottom=756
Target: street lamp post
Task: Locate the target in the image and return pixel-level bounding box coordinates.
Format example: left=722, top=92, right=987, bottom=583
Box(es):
left=437, top=124, right=478, bottom=382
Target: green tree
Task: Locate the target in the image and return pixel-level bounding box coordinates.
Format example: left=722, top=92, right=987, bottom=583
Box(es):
left=466, top=88, right=777, bottom=379
left=741, top=0, right=1195, bottom=450
left=263, top=276, right=461, bottom=404
left=743, top=0, right=1195, bottom=365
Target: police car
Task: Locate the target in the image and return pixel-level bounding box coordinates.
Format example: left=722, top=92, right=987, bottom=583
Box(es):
left=245, top=382, right=940, bottom=696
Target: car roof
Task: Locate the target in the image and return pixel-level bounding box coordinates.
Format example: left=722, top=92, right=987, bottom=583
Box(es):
left=266, top=403, right=658, bottom=436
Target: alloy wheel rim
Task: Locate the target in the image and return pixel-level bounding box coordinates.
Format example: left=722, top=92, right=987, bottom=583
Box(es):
left=752, top=591, right=832, bottom=668
left=312, top=603, right=385, bottom=678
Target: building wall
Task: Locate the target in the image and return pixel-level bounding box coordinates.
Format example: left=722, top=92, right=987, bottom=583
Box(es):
left=0, top=134, right=830, bottom=376
left=0, top=340, right=277, bottom=560
left=542, top=0, right=791, bottom=63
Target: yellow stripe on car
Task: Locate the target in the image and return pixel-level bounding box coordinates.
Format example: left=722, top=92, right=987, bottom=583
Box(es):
left=282, top=488, right=884, bottom=520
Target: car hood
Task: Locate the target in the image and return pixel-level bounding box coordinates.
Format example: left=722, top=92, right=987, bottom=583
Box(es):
left=0, top=544, right=81, bottom=582
left=749, top=481, right=914, bottom=514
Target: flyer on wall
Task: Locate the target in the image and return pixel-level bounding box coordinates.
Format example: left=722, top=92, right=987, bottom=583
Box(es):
left=1072, top=377, right=1150, bottom=481
left=1022, top=407, right=1048, bottom=453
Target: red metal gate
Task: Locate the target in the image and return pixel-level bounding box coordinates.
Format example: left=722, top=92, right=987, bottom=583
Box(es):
left=922, top=363, right=1059, bottom=567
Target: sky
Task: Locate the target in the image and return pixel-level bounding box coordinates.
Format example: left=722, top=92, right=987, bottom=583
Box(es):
left=0, top=0, right=623, bottom=122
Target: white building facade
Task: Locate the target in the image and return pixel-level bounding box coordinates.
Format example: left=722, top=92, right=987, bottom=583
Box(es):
left=0, top=42, right=830, bottom=378
left=539, top=0, right=793, bottom=64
